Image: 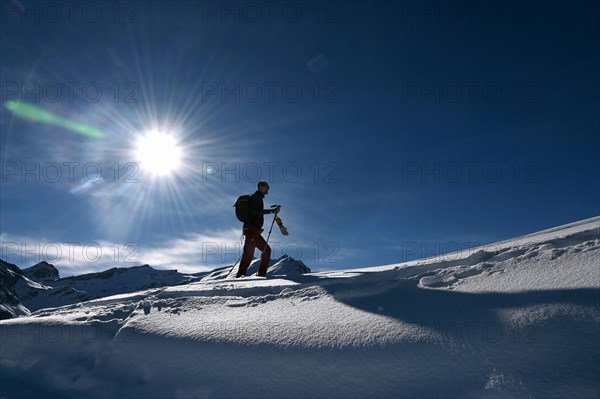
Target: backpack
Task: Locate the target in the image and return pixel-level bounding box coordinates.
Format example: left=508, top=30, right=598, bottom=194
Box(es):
left=233, top=194, right=252, bottom=222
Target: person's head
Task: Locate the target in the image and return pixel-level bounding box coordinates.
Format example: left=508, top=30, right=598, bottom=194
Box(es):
left=257, top=181, right=270, bottom=195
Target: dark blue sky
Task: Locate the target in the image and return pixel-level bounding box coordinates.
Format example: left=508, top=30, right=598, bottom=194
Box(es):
left=1, top=1, right=598, bottom=274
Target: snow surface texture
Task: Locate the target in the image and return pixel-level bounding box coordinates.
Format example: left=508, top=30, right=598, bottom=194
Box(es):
left=1, top=218, right=599, bottom=398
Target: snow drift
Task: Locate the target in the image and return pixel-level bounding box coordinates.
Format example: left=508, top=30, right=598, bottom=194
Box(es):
left=0, top=217, right=598, bottom=398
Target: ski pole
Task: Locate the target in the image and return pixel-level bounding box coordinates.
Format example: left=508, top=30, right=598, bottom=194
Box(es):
left=226, top=233, right=246, bottom=279
left=263, top=208, right=278, bottom=252
left=227, top=253, right=243, bottom=278
left=261, top=205, right=283, bottom=261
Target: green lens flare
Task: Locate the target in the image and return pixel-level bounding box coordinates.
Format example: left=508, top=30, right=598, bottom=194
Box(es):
left=4, top=101, right=103, bottom=138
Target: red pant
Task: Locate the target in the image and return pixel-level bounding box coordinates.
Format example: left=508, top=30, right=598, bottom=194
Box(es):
left=237, top=226, right=271, bottom=277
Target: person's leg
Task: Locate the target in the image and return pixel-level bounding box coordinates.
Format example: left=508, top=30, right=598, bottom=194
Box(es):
left=237, top=227, right=258, bottom=277
left=253, top=233, right=271, bottom=276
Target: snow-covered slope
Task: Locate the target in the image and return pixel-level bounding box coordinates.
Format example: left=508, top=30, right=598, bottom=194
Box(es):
left=1, top=217, right=598, bottom=398
left=0, top=260, right=30, bottom=319
left=0, top=262, right=198, bottom=315
left=54, top=264, right=189, bottom=298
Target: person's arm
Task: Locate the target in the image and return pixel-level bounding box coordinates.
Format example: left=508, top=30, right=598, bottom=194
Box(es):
left=264, top=205, right=280, bottom=214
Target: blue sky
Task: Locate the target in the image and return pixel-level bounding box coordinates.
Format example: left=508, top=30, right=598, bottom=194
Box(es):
left=1, top=1, right=598, bottom=275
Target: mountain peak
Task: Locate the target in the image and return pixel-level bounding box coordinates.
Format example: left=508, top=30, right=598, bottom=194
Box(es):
left=270, top=255, right=311, bottom=274
left=22, top=261, right=60, bottom=281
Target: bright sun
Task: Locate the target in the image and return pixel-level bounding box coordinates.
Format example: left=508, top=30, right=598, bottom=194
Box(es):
left=134, top=131, right=182, bottom=176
